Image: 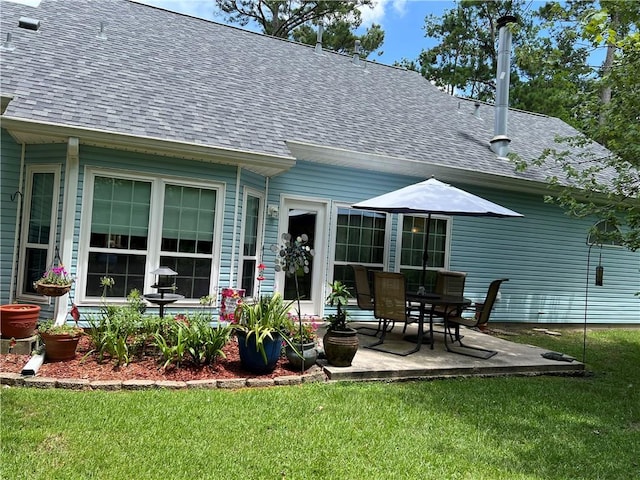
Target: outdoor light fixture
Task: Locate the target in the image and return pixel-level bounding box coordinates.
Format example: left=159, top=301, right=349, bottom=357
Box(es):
left=267, top=204, right=279, bottom=218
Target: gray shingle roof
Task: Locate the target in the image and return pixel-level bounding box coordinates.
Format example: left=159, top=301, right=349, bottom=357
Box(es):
left=0, top=0, right=609, bottom=184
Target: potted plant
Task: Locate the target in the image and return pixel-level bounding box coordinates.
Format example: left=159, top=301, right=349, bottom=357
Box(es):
left=232, top=293, right=293, bottom=374
left=0, top=303, right=41, bottom=339
left=39, top=319, right=83, bottom=361
left=323, top=280, right=358, bottom=367
left=34, top=264, right=73, bottom=297
left=284, top=315, right=319, bottom=370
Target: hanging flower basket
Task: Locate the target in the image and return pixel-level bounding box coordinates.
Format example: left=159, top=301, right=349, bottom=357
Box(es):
left=35, top=283, right=71, bottom=297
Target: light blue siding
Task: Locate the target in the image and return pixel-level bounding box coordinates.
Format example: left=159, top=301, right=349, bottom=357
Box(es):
left=2, top=136, right=637, bottom=325
left=1, top=130, right=21, bottom=304
left=268, top=161, right=639, bottom=324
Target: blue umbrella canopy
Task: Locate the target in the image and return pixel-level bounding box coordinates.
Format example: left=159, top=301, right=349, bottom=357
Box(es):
left=352, top=178, right=523, bottom=287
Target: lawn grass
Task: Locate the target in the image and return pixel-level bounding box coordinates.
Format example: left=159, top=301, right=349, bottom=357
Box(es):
left=2, top=328, right=639, bottom=479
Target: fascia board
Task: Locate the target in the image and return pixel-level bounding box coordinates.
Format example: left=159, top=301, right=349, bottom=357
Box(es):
left=286, top=139, right=550, bottom=195
left=1, top=116, right=296, bottom=177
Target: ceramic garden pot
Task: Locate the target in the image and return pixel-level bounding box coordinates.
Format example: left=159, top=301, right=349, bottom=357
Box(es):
left=236, top=330, right=283, bottom=374
left=285, top=341, right=318, bottom=371
left=0, top=304, right=41, bottom=339
left=323, top=328, right=359, bottom=367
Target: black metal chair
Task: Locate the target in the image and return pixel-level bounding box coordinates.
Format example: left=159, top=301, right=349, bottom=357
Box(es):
left=444, top=278, right=508, bottom=358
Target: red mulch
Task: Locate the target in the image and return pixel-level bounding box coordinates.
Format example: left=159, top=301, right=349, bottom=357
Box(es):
left=0, top=335, right=304, bottom=381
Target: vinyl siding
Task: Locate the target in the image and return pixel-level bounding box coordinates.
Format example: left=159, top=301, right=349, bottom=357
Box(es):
left=0, top=130, right=21, bottom=304
left=268, top=161, right=640, bottom=324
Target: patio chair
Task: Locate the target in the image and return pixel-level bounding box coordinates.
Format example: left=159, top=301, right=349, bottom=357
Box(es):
left=444, top=278, right=508, bottom=359
left=351, top=264, right=386, bottom=336
left=431, top=270, right=467, bottom=320
left=366, top=271, right=418, bottom=356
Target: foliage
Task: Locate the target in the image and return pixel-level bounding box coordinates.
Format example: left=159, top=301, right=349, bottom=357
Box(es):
left=513, top=2, right=639, bottom=250
left=285, top=314, right=319, bottom=344
left=3, top=329, right=639, bottom=479
left=35, top=265, right=73, bottom=286
left=214, top=0, right=384, bottom=57
left=37, top=319, right=82, bottom=337
left=232, top=293, right=294, bottom=363
left=325, top=280, right=352, bottom=331
left=153, top=314, right=231, bottom=368
left=86, top=294, right=154, bottom=366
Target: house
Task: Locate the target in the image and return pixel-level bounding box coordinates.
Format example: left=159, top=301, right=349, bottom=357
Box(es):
left=1, top=0, right=638, bottom=325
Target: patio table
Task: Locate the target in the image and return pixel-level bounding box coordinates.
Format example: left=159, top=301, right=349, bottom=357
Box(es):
left=405, top=293, right=471, bottom=351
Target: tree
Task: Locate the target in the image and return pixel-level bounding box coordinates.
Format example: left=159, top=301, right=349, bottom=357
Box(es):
left=214, top=0, right=384, bottom=57
left=520, top=3, right=639, bottom=251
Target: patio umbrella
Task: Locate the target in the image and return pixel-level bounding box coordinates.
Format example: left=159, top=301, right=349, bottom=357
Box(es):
left=352, top=177, right=523, bottom=287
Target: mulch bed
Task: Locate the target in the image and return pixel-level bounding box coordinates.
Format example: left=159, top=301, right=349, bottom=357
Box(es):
left=0, top=335, right=305, bottom=381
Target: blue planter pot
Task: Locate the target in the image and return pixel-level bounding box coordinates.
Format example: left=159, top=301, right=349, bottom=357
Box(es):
left=237, top=331, right=283, bottom=374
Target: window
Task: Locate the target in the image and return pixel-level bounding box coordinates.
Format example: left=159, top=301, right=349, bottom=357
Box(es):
left=82, top=170, right=220, bottom=301
left=18, top=166, right=60, bottom=298
left=239, top=191, right=264, bottom=297
left=333, top=207, right=387, bottom=291
left=587, top=220, right=624, bottom=247
left=160, top=184, right=217, bottom=299
left=398, top=215, right=449, bottom=292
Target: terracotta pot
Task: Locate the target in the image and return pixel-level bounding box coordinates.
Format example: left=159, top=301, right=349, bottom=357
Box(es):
left=0, top=304, right=41, bottom=339
left=40, top=331, right=81, bottom=361
left=323, top=328, right=359, bottom=367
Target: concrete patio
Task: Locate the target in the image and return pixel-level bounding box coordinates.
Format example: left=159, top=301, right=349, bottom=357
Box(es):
left=319, top=322, right=584, bottom=382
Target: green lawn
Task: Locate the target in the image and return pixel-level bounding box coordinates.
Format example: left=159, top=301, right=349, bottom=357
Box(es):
left=2, top=328, right=639, bottom=479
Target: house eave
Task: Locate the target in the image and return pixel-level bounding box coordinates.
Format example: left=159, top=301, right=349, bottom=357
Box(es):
left=1, top=116, right=296, bottom=177
left=286, top=140, right=550, bottom=195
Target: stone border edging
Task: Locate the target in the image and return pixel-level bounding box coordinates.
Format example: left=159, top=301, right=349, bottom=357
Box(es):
left=0, top=367, right=327, bottom=391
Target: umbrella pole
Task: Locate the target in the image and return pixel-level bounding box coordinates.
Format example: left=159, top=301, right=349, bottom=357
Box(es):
left=421, top=214, right=432, bottom=288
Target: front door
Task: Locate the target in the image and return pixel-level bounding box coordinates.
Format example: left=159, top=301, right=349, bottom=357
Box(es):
left=276, top=198, right=328, bottom=317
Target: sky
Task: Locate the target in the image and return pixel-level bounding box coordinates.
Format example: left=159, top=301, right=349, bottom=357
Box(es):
left=134, top=0, right=463, bottom=66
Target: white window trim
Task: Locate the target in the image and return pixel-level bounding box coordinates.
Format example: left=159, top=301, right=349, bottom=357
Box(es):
left=17, top=164, right=61, bottom=304
left=237, top=187, right=264, bottom=296
left=77, top=167, right=225, bottom=306
left=396, top=213, right=452, bottom=272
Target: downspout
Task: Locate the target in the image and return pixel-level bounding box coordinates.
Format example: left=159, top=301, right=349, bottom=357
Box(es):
left=489, top=15, right=517, bottom=158
left=54, top=137, right=79, bottom=325
left=229, top=166, right=242, bottom=288
left=9, top=143, right=26, bottom=303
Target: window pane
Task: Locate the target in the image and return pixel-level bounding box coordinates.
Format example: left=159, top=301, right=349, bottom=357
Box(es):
left=27, top=173, right=54, bottom=244
left=161, top=256, right=212, bottom=299
left=333, top=208, right=386, bottom=284
left=399, top=216, right=448, bottom=292
left=243, top=196, right=260, bottom=256
left=241, top=259, right=256, bottom=295
left=23, top=247, right=48, bottom=294
left=162, top=185, right=216, bottom=254
left=86, top=252, right=146, bottom=297
left=91, top=176, right=150, bottom=249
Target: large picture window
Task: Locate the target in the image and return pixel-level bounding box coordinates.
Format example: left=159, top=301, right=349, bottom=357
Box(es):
left=333, top=207, right=387, bottom=291
left=18, top=167, right=60, bottom=298
left=399, top=215, right=449, bottom=292
left=83, top=171, right=220, bottom=301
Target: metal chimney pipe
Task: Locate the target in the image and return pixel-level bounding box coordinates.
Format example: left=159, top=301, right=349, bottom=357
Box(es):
left=315, top=21, right=323, bottom=54
left=490, top=15, right=517, bottom=157
left=352, top=40, right=361, bottom=65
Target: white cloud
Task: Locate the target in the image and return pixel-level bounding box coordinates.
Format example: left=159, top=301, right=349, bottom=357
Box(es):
left=359, top=0, right=409, bottom=27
